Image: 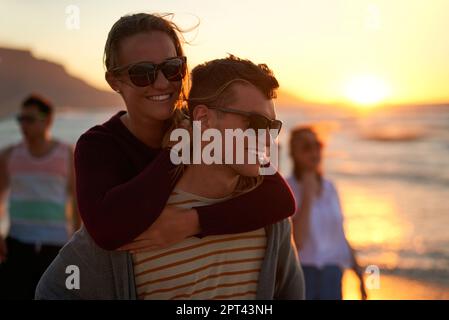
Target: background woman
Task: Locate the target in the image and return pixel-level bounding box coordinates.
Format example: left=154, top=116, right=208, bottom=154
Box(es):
left=287, top=126, right=367, bottom=300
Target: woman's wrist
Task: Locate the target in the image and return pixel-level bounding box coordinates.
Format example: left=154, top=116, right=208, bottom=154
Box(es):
left=183, top=208, right=201, bottom=236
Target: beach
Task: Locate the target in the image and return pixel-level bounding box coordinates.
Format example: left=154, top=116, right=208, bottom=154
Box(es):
left=1, top=106, right=449, bottom=300
left=342, top=271, right=449, bottom=300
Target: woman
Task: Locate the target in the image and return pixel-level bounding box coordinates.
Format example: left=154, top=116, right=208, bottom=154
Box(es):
left=75, top=13, right=295, bottom=253
left=287, top=126, right=367, bottom=300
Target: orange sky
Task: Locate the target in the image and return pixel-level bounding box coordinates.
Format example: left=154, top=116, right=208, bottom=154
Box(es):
left=1, top=0, right=448, bottom=107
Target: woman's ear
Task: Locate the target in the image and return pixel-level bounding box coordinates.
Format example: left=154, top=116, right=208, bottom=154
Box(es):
left=192, top=105, right=211, bottom=130
left=105, top=72, right=121, bottom=93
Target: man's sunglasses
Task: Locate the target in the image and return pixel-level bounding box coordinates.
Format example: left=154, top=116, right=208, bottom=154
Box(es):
left=110, top=56, right=187, bottom=87
left=299, top=140, right=323, bottom=152
left=207, top=106, right=283, bottom=136
left=16, top=114, right=44, bottom=124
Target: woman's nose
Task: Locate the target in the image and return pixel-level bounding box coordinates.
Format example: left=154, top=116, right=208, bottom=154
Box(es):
left=152, top=70, right=170, bottom=89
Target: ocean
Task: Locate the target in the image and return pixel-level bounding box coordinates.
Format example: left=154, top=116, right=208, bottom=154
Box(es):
left=1, top=105, right=448, bottom=286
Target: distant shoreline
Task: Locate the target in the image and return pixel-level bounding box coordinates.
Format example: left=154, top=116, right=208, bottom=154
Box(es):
left=343, top=271, right=449, bottom=300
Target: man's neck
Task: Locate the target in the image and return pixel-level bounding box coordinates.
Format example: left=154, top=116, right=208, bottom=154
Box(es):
left=26, top=135, right=54, bottom=157
left=176, top=164, right=240, bottom=199
left=121, top=113, right=165, bottom=149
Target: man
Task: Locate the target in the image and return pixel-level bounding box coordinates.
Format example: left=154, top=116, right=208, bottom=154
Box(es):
left=36, top=57, right=304, bottom=300
left=0, top=94, right=80, bottom=299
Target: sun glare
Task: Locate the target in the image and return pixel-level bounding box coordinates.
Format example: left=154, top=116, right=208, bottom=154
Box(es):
left=344, top=75, right=391, bottom=108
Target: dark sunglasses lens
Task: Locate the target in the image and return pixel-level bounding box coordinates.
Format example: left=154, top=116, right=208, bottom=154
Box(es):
left=128, top=64, right=156, bottom=87
left=249, top=116, right=282, bottom=137
left=161, top=58, right=186, bottom=81
left=249, top=116, right=270, bottom=137
left=270, top=120, right=282, bottom=136
left=17, top=115, right=36, bottom=124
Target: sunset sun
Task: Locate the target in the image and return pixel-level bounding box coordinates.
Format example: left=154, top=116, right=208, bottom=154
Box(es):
left=344, top=75, right=391, bottom=108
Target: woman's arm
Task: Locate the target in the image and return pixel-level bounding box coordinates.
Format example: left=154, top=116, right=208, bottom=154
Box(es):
left=75, top=133, right=180, bottom=250
left=119, top=171, right=297, bottom=252
left=0, top=147, right=11, bottom=263
left=347, top=241, right=367, bottom=300
left=77, top=131, right=296, bottom=250
left=291, top=173, right=317, bottom=250
left=196, top=172, right=296, bottom=236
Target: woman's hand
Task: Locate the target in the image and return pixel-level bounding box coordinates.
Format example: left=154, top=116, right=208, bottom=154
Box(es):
left=302, top=171, right=319, bottom=200
left=118, top=206, right=200, bottom=253
left=354, top=265, right=368, bottom=300
left=359, top=279, right=368, bottom=300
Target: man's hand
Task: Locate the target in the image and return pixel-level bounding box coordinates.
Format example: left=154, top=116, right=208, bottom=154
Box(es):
left=118, top=206, right=200, bottom=253
left=0, top=236, right=7, bottom=263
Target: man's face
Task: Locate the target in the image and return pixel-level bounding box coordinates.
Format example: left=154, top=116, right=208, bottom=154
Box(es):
left=213, top=83, right=277, bottom=177
left=17, top=105, right=51, bottom=141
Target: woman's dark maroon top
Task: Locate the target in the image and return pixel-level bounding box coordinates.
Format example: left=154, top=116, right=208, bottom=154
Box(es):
left=74, top=111, right=296, bottom=250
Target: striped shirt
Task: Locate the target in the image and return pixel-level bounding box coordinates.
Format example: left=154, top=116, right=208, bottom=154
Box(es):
left=7, top=141, right=71, bottom=246
left=133, top=189, right=267, bottom=300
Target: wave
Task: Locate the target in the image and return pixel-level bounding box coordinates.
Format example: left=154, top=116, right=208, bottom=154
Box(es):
left=359, top=128, right=428, bottom=142
left=379, top=267, right=449, bottom=287
left=357, top=247, right=449, bottom=286
left=332, top=170, right=449, bottom=188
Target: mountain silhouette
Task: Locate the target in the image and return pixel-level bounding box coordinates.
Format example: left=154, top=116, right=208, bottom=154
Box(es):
left=0, top=46, right=310, bottom=118
left=0, top=47, right=123, bottom=117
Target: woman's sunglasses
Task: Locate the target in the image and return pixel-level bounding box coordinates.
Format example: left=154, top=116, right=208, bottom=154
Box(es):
left=110, top=56, right=187, bottom=87
left=207, top=106, right=283, bottom=137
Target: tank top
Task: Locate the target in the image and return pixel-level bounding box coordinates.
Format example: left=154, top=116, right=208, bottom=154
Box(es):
left=7, top=141, right=71, bottom=246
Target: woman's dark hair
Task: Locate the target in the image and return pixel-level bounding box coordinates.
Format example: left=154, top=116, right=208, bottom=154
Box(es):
left=289, top=126, right=323, bottom=184
left=22, top=94, right=54, bottom=116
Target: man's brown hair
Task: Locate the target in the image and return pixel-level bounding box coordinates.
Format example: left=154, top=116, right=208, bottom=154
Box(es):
left=187, top=55, right=279, bottom=119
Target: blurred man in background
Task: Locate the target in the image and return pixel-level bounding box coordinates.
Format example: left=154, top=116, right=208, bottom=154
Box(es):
left=0, top=94, right=80, bottom=299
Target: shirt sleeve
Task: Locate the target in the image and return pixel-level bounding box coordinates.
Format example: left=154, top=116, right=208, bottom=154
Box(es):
left=74, top=132, right=178, bottom=250
left=196, top=172, right=297, bottom=236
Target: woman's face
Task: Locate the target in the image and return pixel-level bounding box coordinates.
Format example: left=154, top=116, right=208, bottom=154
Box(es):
left=108, top=31, right=182, bottom=122
left=291, top=131, right=322, bottom=172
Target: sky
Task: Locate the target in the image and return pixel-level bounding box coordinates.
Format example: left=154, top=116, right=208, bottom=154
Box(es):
left=1, top=0, right=448, bottom=107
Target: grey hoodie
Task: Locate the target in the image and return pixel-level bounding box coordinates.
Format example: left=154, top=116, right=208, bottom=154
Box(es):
left=36, top=219, right=304, bottom=300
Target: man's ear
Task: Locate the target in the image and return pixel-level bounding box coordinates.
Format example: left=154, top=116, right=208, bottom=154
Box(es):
left=192, top=105, right=212, bottom=130
left=45, top=114, right=54, bottom=128
left=105, top=72, right=121, bottom=93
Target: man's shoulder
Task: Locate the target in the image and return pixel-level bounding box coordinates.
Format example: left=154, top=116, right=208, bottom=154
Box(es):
left=0, top=145, right=16, bottom=162
left=270, top=217, right=292, bottom=235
